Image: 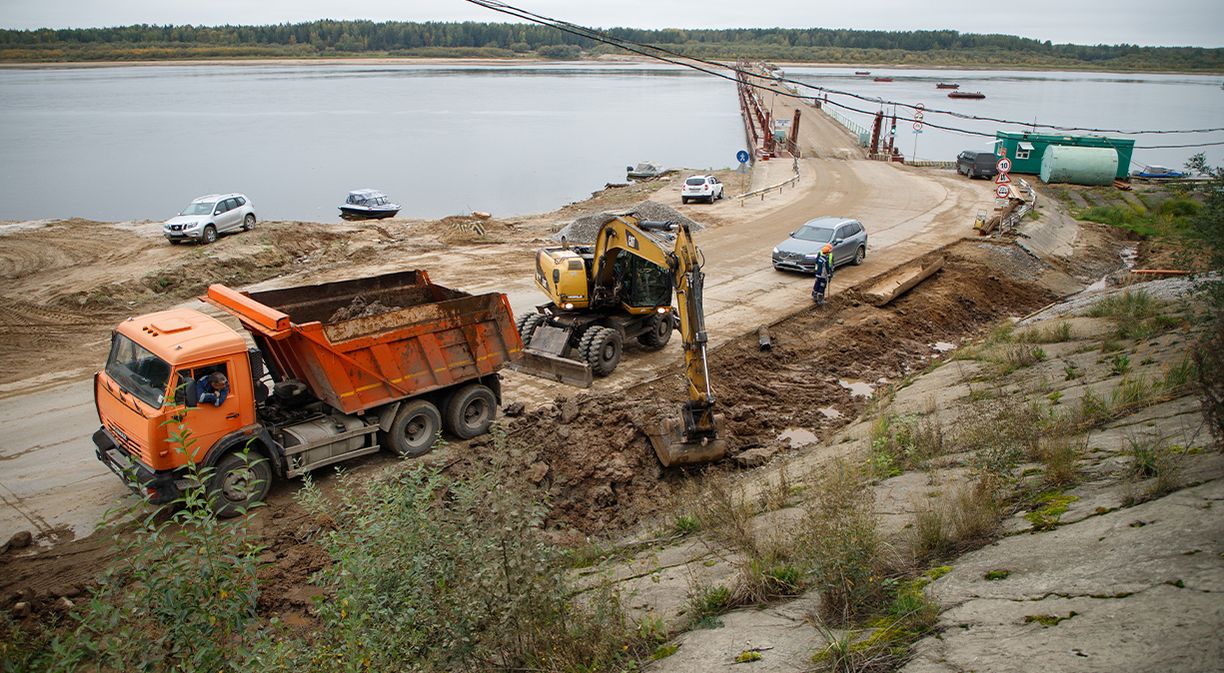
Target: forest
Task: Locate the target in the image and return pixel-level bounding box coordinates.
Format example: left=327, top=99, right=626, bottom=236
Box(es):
left=1, top=21, right=1221, bottom=72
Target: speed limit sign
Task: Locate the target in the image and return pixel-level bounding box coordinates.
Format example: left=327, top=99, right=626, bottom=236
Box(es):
left=996, top=157, right=1012, bottom=173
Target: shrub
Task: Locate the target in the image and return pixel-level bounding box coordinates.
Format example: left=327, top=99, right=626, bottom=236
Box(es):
left=869, top=413, right=947, bottom=478
left=298, top=463, right=641, bottom=673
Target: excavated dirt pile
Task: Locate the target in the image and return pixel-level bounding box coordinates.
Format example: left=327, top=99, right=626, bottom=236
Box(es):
left=462, top=243, right=1055, bottom=537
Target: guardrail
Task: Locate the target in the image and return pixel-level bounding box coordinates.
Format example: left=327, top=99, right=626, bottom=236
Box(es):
left=820, top=107, right=870, bottom=147
left=1001, top=178, right=1038, bottom=232
left=735, top=159, right=801, bottom=204
left=908, top=160, right=956, bottom=169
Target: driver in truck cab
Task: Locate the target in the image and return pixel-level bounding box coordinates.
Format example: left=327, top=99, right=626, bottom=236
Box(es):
left=196, top=372, right=229, bottom=406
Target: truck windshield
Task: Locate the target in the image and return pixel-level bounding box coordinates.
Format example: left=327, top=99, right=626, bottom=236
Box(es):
left=104, top=333, right=172, bottom=408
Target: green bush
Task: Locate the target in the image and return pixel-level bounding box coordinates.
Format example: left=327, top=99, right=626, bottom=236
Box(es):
left=297, top=464, right=641, bottom=673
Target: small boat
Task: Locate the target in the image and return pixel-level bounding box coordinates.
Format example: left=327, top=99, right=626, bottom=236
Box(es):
left=1133, top=165, right=1187, bottom=179
left=626, top=161, right=666, bottom=180
left=947, top=91, right=985, bottom=99
left=936, top=82, right=960, bottom=89
left=873, top=76, right=893, bottom=82
left=855, top=70, right=871, bottom=75
left=339, top=189, right=400, bottom=220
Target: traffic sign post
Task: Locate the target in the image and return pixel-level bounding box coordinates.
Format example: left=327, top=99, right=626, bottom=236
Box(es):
left=996, top=185, right=1010, bottom=198
left=996, top=157, right=1012, bottom=174
left=995, top=172, right=1011, bottom=185
left=736, top=150, right=751, bottom=164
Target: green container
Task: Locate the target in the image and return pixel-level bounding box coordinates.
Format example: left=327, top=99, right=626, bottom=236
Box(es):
left=1039, top=145, right=1118, bottom=186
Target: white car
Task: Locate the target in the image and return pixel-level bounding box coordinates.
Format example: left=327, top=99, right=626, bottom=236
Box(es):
left=681, top=175, right=724, bottom=204
left=163, top=193, right=256, bottom=245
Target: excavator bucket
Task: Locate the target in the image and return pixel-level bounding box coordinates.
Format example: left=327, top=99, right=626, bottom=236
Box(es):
left=510, top=324, right=594, bottom=388
left=639, top=413, right=729, bottom=468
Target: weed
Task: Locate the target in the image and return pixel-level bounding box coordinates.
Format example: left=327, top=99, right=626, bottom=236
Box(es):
left=1063, top=361, right=1081, bottom=380
left=1047, top=390, right=1064, bottom=405
left=958, top=403, right=1044, bottom=477
left=673, top=514, right=701, bottom=536
left=690, top=474, right=758, bottom=555
left=736, top=650, right=764, bottom=663
left=1017, top=321, right=1074, bottom=344
left=985, top=569, right=1011, bottom=581
left=1100, top=338, right=1124, bottom=353
left=1163, top=356, right=1198, bottom=391
left=1110, top=353, right=1131, bottom=375
left=796, top=461, right=887, bottom=625
left=757, top=465, right=795, bottom=513
left=1125, top=433, right=1183, bottom=503
left=869, top=413, right=947, bottom=478
left=1111, top=374, right=1156, bottom=409
left=686, top=583, right=732, bottom=628
left=909, top=478, right=1004, bottom=562
left=1037, top=436, right=1084, bottom=487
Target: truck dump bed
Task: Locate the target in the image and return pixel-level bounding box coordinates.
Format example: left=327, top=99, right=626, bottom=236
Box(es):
left=206, top=270, right=521, bottom=415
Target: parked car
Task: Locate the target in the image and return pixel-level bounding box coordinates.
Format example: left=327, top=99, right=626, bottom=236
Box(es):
left=956, top=151, right=999, bottom=179
left=772, top=217, right=868, bottom=273
left=163, top=193, right=256, bottom=245
left=681, top=175, right=724, bottom=204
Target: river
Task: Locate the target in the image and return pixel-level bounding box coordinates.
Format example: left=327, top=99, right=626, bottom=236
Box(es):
left=0, top=62, right=1220, bottom=223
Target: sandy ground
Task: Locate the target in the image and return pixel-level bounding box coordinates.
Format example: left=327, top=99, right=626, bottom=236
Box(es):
left=2, top=90, right=1136, bottom=625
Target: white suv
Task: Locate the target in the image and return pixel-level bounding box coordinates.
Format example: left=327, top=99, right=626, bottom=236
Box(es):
left=681, top=175, right=724, bottom=204
left=163, top=193, right=256, bottom=245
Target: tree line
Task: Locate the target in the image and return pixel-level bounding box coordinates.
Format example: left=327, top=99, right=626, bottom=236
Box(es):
left=1, top=20, right=1220, bottom=71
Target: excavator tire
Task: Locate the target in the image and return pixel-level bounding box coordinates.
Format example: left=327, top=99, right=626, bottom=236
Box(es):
left=516, top=312, right=546, bottom=345
left=584, top=326, right=623, bottom=376
left=637, top=314, right=673, bottom=351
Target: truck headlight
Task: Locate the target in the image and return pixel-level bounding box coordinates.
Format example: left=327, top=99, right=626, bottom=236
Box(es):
left=562, top=302, right=574, bottom=310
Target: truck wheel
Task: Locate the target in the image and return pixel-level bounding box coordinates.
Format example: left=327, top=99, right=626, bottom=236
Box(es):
left=209, top=452, right=271, bottom=518
left=516, top=313, right=545, bottom=346
left=637, top=314, right=673, bottom=351
left=585, top=327, right=622, bottom=377
left=387, top=400, right=441, bottom=457
left=444, top=384, right=497, bottom=439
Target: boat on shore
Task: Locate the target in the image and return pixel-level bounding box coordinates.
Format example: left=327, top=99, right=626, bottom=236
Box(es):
left=948, top=91, right=986, bottom=99
left=873, top=76, right=893, bottom=82
left=936, top=82, right=960, bottom=89
left=626, top=161, right=667, bottom=180
left=855, top=70, right=871, bottom=75
left=339, top=189, right=400, bottom=220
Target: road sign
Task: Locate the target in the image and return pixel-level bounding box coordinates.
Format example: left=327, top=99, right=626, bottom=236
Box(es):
left=996, top=185, right=1011, bottom=198
left=912, top=121, right=923, bottom=131
left=736, top=150, right=751, bottom=164
left=996, top=157, right=1012, bottom=173
left=995, top=172, right=1011, bottom=185
left=998, top=147, right=1007, bottom=158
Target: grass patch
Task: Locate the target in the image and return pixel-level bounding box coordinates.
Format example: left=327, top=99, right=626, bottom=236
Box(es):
left=910, top=477, right=1005, bottom=561
left=869, top=413, right=947, bottom=478
left=985, top=569, right=1011, bottom=581
left=1124, top=433, right=1183, bottom=504
left=1037, top=436, right=1085, bottom=487
left=1024, top=491, right=1079, bottom=531
left=1016, top=321, right=1074, bottom=344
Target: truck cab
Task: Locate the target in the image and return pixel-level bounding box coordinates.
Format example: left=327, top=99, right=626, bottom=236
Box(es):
left=94, top=309, right=264, bottom=509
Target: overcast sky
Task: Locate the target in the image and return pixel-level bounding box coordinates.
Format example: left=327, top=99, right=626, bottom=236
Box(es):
left=2, top=0, right=1220, bottom=48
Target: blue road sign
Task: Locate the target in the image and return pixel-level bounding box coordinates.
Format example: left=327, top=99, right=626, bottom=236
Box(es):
left=736, top=150, right=751, bottom=164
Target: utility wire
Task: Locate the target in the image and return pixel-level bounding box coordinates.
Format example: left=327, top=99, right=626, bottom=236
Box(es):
left=465, top=0, right=1224, bottom=141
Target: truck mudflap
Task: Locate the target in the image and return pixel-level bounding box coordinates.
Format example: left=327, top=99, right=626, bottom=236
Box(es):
left=510, top=348, right=594, bottom=388
left=92, top=427, right=182, bottom=505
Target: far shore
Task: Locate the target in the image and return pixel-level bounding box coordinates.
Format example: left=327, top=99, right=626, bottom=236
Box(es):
left=0, top=55, right=1220, bottom=77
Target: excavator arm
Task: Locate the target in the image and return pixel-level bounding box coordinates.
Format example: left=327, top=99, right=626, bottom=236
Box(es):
left=635, top=220, right=727, bottom=467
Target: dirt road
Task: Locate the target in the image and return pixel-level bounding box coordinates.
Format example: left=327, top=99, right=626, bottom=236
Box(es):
left=0, top=100, right=995, bottom=546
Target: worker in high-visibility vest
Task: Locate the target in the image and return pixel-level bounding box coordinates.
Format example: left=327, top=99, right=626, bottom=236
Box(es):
left=811, top=244, right=834, bottom=305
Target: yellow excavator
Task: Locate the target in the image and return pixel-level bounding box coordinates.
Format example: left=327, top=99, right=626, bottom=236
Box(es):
left=515, top=215, right=727, bottom=466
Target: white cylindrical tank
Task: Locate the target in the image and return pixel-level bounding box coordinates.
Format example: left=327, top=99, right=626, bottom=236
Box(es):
left=1040, top=145, right=1118, bottom=186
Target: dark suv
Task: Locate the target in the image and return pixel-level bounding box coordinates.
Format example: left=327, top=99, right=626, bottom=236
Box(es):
left=956, top=151, right=999, bottom=179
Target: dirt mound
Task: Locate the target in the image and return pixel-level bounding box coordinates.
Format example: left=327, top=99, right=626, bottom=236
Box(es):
left=436, top=214, right=516, bottom=245
left=475, top=244, right=1056, bottom=537
left=553, top=201, right=702, bottom=244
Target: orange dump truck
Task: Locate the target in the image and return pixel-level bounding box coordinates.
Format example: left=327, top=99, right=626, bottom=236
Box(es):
left=93, top=270, right=521, bottom=515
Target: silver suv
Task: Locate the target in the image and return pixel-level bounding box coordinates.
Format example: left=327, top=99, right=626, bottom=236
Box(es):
left=771, top=216, right=868, bottom=273
left=163, top=193, right=256, bottom=245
